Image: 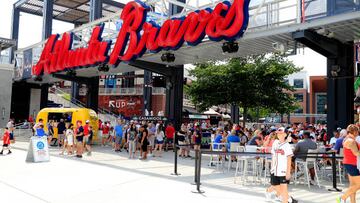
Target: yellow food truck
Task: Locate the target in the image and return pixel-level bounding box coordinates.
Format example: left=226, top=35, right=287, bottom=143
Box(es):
left=36, top=108, right=99, bottom=143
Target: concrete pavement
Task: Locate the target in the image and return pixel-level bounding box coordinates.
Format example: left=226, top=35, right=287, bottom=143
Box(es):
left=0, top=137, right=358, bottom=203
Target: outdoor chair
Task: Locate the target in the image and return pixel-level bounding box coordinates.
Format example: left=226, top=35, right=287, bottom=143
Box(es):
left=209, top=142, right=227, bottom=171
left=227, top=142, right=241, bottom=171
left=294, top=149, right=321, bottom=188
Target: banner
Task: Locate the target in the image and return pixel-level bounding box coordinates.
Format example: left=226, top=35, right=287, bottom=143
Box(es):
left=23, top=49, right=33, bottom=79
left=26, top=136, right=50, bottom=163
left=99, top=95, right=143, bottom=117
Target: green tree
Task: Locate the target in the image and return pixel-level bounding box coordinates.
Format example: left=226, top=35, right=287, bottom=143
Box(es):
left=186, top=54, right=301, bottom=125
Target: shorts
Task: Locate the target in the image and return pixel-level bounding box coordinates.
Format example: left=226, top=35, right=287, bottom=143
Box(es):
left=165, top=138, right=173, bottom=144
left=59, top=134, right=65, bottom=140
left=83, top=136, right=90, bottom=145
left=148, top=135, right=155, bottom=147
left=156, top=139, right=164, bottom=144
left=115, top=136, right=122, bottom=145
left=102, top=133, right=109, bottom=138
left=344, top=164, right=360, bottom=176
left=270, top=174, right=289, bottom=185
left=3, top=144, right=9, bottom=147
left=76, top=136, right=84, bottom=143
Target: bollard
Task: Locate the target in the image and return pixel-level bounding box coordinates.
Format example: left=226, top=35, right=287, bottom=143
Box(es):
left=328, top=152, right=342, bottom=192
left=192, top=149, right=204, bottom=193
left=171, top=144, right=180, bottom=176
left=191, top=149, right=199, bottom=185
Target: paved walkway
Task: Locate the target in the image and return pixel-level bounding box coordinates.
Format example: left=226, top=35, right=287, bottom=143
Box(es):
left=0, top=137, right=358, bottom=203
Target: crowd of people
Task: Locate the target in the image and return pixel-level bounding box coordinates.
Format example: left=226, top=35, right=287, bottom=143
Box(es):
left=3, top=117, right=360, bottom=203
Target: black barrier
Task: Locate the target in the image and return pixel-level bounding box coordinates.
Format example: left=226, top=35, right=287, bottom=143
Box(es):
left=190, top=150, right=343, bottom=193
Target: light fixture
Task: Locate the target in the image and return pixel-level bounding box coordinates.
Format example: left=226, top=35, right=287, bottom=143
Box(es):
left=330, top=65, right=341, bottom=77
left=34, top=75, right=43, bottom=82
left=98, top=64, right=110, bottom=72
left=161, top=53, right=175, bottom=63
left=222, top=41, right=239, bottom=53
left=66, top=70, right=76, bottom=77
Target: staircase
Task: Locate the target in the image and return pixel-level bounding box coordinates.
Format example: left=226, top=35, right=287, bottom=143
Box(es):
left=48, top=87, right=119, bottom=126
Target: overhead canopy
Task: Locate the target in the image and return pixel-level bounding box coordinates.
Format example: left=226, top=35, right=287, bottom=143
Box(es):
left=16, top=0, right=124, bottom=24
left=0, top=37, right=17, bottom=51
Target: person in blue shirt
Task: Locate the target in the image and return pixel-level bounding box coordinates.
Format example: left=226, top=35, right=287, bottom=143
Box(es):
left=213, top=129, right=224, bottom=150
left=227, top=130, right=240, bottom=150
left=332, top=129, right=347, bottom=154
left=36, top=124, right=46, bottom=137
left=114, top=120, right=124, bottom=152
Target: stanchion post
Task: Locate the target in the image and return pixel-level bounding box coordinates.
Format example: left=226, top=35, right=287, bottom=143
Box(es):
left=328, top=152, right=342, bottom=192
left=171, top=143, right=180, bottom=176
left=191, top=149, right=199, bottom=185
left=196, top=150, right=204, bottom=193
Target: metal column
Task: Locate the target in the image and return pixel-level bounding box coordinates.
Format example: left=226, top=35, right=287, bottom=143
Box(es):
left=90, top=0, right=103, bottom=21
left=293, top=30, right=354, bottom=135
left=231, top=105, right=239, bottom=124
left=165, top=66, right=184, bottom=130
left=40, top=84, right=49, bottom=109
left=42, top=0, right=53, bottom=40
left=9, top=6, right=20, bottom=63
left=143, top=71, right=152, bottom=115
left=87, top=77, right=99, bottom=113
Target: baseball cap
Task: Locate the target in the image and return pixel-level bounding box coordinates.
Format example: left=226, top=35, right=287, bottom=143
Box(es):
left=276, top=127, right=285, bottom=133
left=86, top=120, right=90, bottom=123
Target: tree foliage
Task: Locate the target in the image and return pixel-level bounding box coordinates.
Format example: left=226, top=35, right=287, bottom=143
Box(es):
left=186, top=54, right=302, bottom=116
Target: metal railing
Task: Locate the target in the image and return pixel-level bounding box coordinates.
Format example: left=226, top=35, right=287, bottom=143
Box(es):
left=49, top=87, right=120, bottom=125
left=99, top=87, right=166, bottom=95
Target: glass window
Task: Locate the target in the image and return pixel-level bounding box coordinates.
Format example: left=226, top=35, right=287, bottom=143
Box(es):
left=316, top=94, right=327, bottom=114
left=294, top=93, right=304, bottom=102
left=293, top=79, right=304, bottom=88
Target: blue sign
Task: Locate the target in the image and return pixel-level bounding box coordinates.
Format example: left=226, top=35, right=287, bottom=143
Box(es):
left=37, top=141, right=45, bottom=150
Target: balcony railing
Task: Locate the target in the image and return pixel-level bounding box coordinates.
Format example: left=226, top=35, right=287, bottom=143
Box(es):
left=99, top=87, right=166, bottom=95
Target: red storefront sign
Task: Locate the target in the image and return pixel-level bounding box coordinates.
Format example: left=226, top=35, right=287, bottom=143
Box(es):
left=33, top=0, right=250, bottom=76
left=99, top=95, right=143, bottom=117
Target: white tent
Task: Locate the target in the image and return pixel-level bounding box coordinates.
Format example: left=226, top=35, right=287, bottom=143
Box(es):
left=203, top=109, right=221, bottom=115
left=222, top=114, right=231, bottom=119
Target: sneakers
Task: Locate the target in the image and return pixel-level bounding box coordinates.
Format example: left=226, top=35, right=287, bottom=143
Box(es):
left=336, top=196, right=346, bottom=203
left=0, top=151, right=3, bottom=155
left=265, top=190, right=273, bottom=202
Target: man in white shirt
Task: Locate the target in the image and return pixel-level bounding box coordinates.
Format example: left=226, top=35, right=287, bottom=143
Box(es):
left=266, top=127, right=297, bottom=203
left=330, top=130, right=340, bottom=146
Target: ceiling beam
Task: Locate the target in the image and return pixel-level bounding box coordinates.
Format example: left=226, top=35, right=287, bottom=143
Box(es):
left=14, top=0, right=29, bottom=9
left=102, top=0, right=125, bottom=8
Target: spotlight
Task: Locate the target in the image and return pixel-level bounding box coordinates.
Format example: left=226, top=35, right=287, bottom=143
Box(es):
left=161, top=53, right=175, bottom=63
left=98, top=63, right=110, bottom=72
left=330, top=65, right=341, bottom=77
left=34, top=76, right=43, bottom=82
left=66, top=70, right=76, bottom=77
left=222, top=41, right=239, bottom=53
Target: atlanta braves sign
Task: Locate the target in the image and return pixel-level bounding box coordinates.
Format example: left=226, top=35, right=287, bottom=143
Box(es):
left=32, top=0, right=250, bottom=76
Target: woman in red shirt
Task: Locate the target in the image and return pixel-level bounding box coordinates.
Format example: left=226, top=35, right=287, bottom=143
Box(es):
left=0, top=127, right=12, bottom=155
left=337, top=124, right=360, bottom=203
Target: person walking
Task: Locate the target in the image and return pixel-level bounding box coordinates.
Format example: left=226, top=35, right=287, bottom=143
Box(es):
left=337, top=124, right=360, bottom=203
left=140, top=125, right=149, bottom=160
left=154, top=124, right=165, bottom=157
left=102, top=121, right=110, bottom=146
left=7, top=119, right=15, bottom=143
left=75, top=121, right=84, bottom=158
left=193, top=123, right=202, bottom=151
left=47, top=120, right=54, bottom=145
left=114, top=120, right=124, bottom=152
left=60, top=123, right=74, bottom=155
left=57, top=119, right=66, bottom=147
left=265, top=127, right=297, bottom=203
left=83, top=120, right=92, bottom=156
left=127, top=124, right=137, bottom=159
left=0, top=127, right=12, bottom=155
left=165, top=123, right=175, bottom=151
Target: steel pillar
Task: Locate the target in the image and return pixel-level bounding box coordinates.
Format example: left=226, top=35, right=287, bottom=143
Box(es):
left=165, top=66, right=184, bottom=130
left=90, top=0, right=102, bottom=21
left=143, top=71, right=152, bottom=115
left=231, top=105, right=239, bottom=124
left=9, top=6, right=20, bottom=63
left=293, top=30, right=354, bottom=135
left=40, top=84, right=49, bottom=109
left=87, top=77, right=99, bottom=112
left=42, top=0, right=53, bottom=40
